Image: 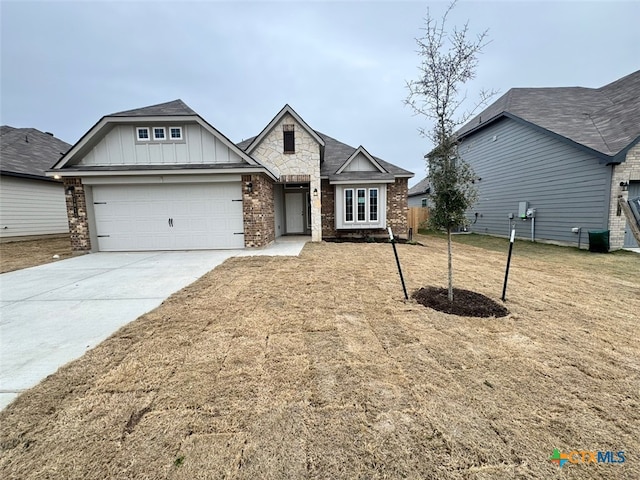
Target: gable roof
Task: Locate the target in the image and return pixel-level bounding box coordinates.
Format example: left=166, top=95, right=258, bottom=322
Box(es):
left=244, top=104, right=325, bottom=154
left=408, top=176, right=430, bottom=197
left=458, top=70, right=640, bottom=161
left=52, top=100, right=266, bottom=174
left=335, top=145, right=387, bottom=174
left=1, top=126, right=71, bottom=181
left=109, top=99, right=197, bottom=117
left=238, top=130, right=413, bottom=182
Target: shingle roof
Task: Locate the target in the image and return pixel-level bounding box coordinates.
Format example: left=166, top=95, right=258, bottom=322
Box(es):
left=458, top=70, right=640, bottom=158
left=109, top=99, right=197, bottom=117
left=1, top=126, right=71, bottom=179
left=237, top=130, right=413, bottom=179
left=408, top=176, right=430, bottom=197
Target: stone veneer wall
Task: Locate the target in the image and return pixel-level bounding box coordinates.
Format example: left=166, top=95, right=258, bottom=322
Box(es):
left=608, top=143, right=640, bottom=249
left=386, top=178, right=409, bottom=236
left=250, top=113, right=322, bottom=241
left=242, top=174, right=275, bottom=247
left=63, top=177, right=91, bottom=252
left=320, top=180, right=336, bottom=238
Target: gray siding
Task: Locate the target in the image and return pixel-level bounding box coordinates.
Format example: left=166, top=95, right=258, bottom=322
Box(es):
left=408, top=196, right=428, bottom=208
left=79, top=124, right=243, bottom=166
left=460, top=117, right=611, bottom=245
left=0, top=176, right=69, bottom=238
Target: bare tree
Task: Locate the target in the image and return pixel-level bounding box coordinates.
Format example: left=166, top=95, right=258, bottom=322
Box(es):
left=406, top=0, right=496, bottom=302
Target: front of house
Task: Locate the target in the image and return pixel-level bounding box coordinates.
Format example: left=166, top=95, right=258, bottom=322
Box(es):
left=49, top=101, right=412, bottom=252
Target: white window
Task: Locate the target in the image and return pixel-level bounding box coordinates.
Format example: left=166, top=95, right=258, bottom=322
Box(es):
left=169, top=126, right=183, bottom=140
left=136, top=127, right=150, bottom=141
left=342, top=187, right=381, bottom=225
left=344, top=189, right=354, bottom=222
left=153, top=127, right=166, bottom=140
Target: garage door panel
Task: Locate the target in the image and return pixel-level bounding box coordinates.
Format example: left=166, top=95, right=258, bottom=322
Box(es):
left=92, top=183, right=244, bottom=251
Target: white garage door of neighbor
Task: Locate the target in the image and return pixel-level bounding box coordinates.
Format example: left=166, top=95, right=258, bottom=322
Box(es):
left=92, top=183, right=244, bottom=251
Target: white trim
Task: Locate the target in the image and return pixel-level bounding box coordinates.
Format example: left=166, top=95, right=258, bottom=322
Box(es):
left=336, top=146, right=387, bottom=174
left=169, top=126, right=183, bottom=140
left=336, top=184, right=385, bottom=229
left=46, top=166, right=278, bottom=180
left=136, top=127, right=150, bottom=141
left=153, top=127, right=166, bottom=140
left=330, top=179, right=396, bottom=185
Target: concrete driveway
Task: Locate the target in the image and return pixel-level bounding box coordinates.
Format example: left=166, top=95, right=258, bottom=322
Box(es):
left=0, top=238, right=306, bottom=410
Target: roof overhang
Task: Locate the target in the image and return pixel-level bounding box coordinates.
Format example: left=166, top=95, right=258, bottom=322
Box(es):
left=1, top=170, right=63, bottom=183
left=46, top=164, right=278, bottom=181
left=457, top=112, right=622, bottom=165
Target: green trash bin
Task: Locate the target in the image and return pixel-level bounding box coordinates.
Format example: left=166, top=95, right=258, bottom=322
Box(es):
left=588, top=230, right=610, bottom=253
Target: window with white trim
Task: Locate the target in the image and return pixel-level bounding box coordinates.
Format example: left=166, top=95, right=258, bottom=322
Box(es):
left=169, top=127, right=183, bottom=140
left=345, top=189, right=354, bottom=222
left=153, top=127, right=166, bottom=140
left=343, top=187, right=380, bottom=224
left=137, top=127, right=150, bottom=141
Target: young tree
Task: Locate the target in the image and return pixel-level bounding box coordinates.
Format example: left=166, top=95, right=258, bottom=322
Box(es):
left=406, top=0, right=495, bottom=302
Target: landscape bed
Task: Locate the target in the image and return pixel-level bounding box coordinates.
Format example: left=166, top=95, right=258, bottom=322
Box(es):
left=1, top=235, right=638, bottom=479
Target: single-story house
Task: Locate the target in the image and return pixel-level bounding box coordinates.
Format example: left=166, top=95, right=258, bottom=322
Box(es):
left=49, top=101, right=413, bottom=252
left=408, top=176, right=430, bottom=208
left=0, top=126, right=71, bottom=240
left=457, top=70, right=640, bottom=249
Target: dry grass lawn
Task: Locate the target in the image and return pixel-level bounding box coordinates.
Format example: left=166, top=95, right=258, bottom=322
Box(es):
left=1, top=235, right=638, bottom=479
left=0, top=236, right=72, bottom=273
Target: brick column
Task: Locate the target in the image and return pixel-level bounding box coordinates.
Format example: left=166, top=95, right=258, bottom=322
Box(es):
left=242, top=174, right=275, bottom=247
left=386, top=178, right=409, bottom=237
left=63, top=177, right=91, bottom=252
left=321, top=180, right=336, bottom=238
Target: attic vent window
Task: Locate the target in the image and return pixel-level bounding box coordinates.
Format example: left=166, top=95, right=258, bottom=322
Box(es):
left=137, top=127, right=150, bottom=141
left=170, top=127, right=183, bottom=140
left=153, top=127, right=166, bottom=140
left=283, top=124, right=295, bottom=153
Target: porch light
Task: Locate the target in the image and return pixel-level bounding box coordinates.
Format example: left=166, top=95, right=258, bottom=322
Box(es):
left=313, top=188, right=318, bottom=196
left=65, top=185, right=75, bottom=195
left=246, top=182, right=253, bottom=193
left=620, top=181, right=629, bottom=192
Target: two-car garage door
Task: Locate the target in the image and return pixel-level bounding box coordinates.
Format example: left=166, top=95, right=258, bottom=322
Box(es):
left=92, top=183, right=244, bottom=251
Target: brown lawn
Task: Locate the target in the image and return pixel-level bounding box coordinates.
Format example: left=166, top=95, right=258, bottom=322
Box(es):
left=1, top=235, right=638, bottom=479
left=0, top=236, right=72, bottom=273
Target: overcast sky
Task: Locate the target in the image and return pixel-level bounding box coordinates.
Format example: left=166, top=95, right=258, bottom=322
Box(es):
left=1, top=0, right=638, bottom=185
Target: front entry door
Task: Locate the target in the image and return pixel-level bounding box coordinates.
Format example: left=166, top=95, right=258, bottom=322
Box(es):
left=285, top=192, right=304, bottom=234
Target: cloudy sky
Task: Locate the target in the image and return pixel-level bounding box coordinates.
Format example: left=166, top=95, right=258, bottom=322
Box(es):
left=1, top=0, right=638, bottom=184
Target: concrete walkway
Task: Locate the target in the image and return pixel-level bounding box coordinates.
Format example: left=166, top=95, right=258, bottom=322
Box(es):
left=0, top=238, right=307, bottom=410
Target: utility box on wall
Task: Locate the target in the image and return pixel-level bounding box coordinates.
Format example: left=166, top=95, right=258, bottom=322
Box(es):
left=518, top=201, right=528, bottom=219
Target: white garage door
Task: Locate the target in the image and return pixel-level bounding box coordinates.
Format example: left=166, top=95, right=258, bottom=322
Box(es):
left=92, top=183, right=244, bottom=251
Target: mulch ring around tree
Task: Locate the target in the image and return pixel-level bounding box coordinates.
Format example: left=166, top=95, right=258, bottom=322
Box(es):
left=412, top=286, right=509, bottom=318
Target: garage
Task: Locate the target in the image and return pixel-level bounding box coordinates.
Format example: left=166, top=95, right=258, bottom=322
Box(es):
left=91, top=182, right=244, bottom=251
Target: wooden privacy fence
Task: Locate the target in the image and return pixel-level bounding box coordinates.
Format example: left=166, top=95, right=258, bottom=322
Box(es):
left=408, top=207, right=429, bottom=232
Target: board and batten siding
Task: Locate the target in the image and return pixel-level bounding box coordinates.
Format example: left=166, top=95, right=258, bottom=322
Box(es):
left=79, top=124, right=244, bottom=166
left=0, top=176, right=69, bottom=238
left=459, top=117, right=611, bottom=245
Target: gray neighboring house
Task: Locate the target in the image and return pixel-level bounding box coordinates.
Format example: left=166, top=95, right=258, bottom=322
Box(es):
left=457, top=70, right=640, bottom=249
left=408, top=176, right=430, bottom=208
left=0, top=126, right=71, bottom=239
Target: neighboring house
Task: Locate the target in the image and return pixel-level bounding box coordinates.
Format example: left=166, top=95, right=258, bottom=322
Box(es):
left=408, top=176, right=430, bottom=208
left=49, top=101, right=413, bottom=252
left=0, top=126, right=71, bottom=239
left=457, top=70, right=640, bottom=249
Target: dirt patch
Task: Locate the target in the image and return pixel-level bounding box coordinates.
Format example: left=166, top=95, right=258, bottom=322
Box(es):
left=413, top=286, right=509, bottom=317
left=1, top=236, right=638, bottom=479
left=0, top=236, right=72, bottom=273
